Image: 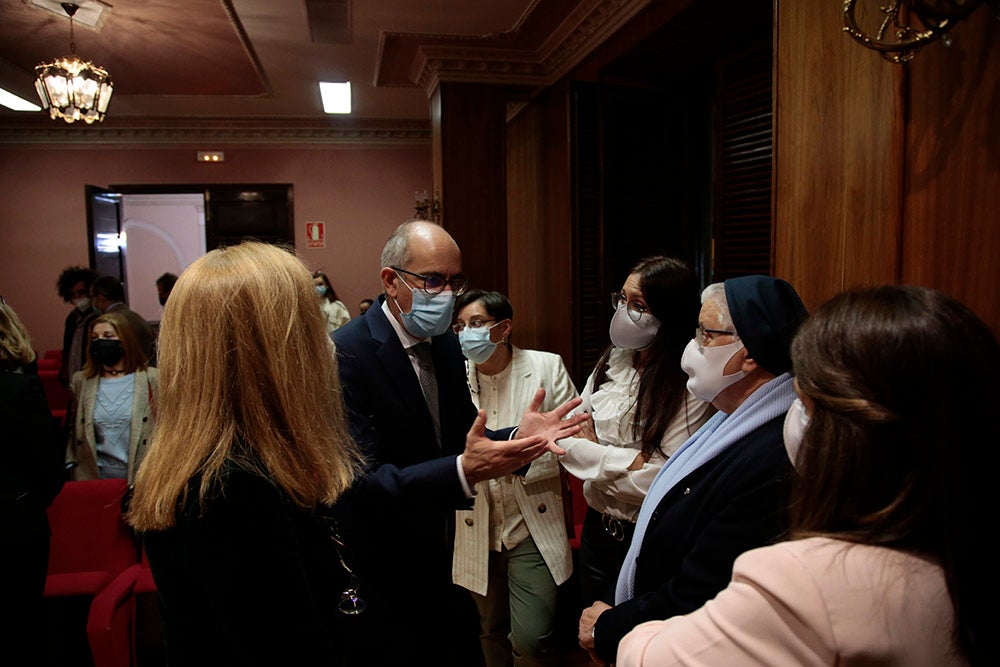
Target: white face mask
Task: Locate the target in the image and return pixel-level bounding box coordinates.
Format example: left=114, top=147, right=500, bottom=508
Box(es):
left=609, top=306, right=661, bottom=350
left=73, top=297, right=91, bottom=312
left=782, top=397, right=810, bottom=467
left=680, top=338, right=747, bottom=403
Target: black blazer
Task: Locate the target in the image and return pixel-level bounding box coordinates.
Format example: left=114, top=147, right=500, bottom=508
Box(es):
left=593, top=415, right=792, bottom=663
left=0, top=370, right=65, bottom=537
left=332, top=297, right=505, bottom=661
left=143, top=467, right=346, bottom=667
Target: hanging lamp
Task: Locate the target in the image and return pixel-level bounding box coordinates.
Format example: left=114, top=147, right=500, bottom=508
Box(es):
left=34, top=2, right=113, bottom=124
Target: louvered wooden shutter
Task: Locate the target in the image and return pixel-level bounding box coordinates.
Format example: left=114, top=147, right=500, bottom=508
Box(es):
left=712, top=44, right=773, bottom=280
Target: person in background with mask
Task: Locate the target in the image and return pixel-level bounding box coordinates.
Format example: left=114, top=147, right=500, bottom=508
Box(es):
left=451, top=289, right=579, bottom=667
left=55, top=265, right=98, bottom=385
left=65, top=311, right=158, bottom=482
left=330, top=219, right=588, bottom=666
left=557, top=257, right=713, bottom=611
left=617, top=285, right=989, bottom=666
left=579, top=275, right=806, bottom=665
left=312, top=270, right=351, bottom=333
left=90, top=274, right=157, bottom=367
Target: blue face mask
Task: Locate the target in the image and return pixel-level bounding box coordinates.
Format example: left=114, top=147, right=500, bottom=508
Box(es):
left=393, top=274, right=455, bottom=338
left=315, top=285, right=328, bottom=296
left=459, top=324, right=500, bottom=364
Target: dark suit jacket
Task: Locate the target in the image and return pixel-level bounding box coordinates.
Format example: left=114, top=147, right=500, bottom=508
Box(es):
left=332, top=297, right=501, bottom=660
left=593, top=415, right=792, bottom=663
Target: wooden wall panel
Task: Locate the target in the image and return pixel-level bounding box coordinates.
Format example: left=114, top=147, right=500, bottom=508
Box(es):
left=774, top=0, right=902, bottom=312
left=902, top=9, right=1000, bottom=335
left=505, top=86, right=575, bottom=367
left=432, top=82, right=509, bottom=293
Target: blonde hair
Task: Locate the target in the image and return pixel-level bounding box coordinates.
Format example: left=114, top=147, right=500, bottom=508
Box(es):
left=82, top=312, right=147, bottom=378
left=0, top=301, right=36, bottom=371
left=127, top=242, right=362, bottom=531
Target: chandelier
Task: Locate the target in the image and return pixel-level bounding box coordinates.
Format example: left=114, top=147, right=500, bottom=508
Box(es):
left=34, top=2, right=113, bottom=124
left=843, top=0, right=999, bottom=63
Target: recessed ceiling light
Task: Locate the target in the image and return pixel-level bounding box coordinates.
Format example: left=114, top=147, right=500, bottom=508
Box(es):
left=0, top=87, right=42, bottom=112
left=319, top=81, right=351, bottom=114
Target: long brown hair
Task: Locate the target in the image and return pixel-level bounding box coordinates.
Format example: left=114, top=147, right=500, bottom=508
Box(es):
left=82, top=312, right=146, bottom=378
left=789, top=285, right=995, bottom=664
left=592, top=256, right=701, bottom=458
left=127, top=242, right=362, bottom=531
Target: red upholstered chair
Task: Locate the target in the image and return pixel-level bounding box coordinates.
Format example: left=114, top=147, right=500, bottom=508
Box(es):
left=45, top=479, right=139, bottom=665
left=36, top=356, right=61, bottom=372
left=566, top=473, right=588, bottom=551
left=87, top=548, right=157, bottom=667
left=36, top=368, right=70, bottom=425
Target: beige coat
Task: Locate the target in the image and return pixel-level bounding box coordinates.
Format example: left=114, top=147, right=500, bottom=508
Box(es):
left=452, top=347, right=579, bottom=595
left=66, top=367, right=158, bottom=483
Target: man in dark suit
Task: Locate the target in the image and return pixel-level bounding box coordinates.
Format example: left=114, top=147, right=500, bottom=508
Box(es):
left=331, top=220, right=584, bottom=665
left=580, top=275, right=808, bottom=664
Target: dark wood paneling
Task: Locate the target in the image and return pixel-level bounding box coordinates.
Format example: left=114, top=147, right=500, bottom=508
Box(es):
left=506, top=84, right=575, bottom=370
left=432, top=82, right=508, bottom=294
left=774, top=0, right=903, bottom=312
left=902, top=8, right=1000, bottom=336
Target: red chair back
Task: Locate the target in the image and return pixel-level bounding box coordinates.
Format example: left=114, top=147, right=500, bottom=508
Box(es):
left=567, top=473, right=588, bottom=551
left=37, top=368, right=70, bottom=416
left=45, top=479, right=138, bottom=597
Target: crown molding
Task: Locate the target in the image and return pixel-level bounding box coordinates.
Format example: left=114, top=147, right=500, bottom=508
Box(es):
left=0, top=116, right=431, bottom=146
left=376, top=0, right=654, bottom=97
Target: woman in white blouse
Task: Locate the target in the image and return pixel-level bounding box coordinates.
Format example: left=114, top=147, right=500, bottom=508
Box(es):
left=558, top=257, right=713, bottom=606
left=312, top=270, right=350, bottom=333
left=618, top=285, right=991, bottom=666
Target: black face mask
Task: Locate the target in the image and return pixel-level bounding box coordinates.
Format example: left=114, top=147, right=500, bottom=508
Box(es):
left=158, top=296, right=167, bottom=307
left=90, top=339, right=124, bottom=366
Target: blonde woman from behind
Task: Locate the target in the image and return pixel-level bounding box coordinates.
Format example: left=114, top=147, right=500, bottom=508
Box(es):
left=127, top=242, right=362, bottom=666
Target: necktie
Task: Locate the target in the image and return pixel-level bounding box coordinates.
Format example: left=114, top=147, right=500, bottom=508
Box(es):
left=412, top=342, right=441, bottom=447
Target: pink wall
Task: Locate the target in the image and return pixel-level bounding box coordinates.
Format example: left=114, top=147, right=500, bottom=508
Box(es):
left=0, top=143, right=431, bottom=354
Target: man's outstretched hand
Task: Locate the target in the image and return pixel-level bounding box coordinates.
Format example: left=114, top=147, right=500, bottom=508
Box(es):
left=462, top=410, right=551, bottom=485
left=516, top=388, right=588, bottom=456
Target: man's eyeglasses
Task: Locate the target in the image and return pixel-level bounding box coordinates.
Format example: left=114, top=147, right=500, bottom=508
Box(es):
left=452, top=319, right=495, bottom=334
left=696, top=325, right=737, bottom=349
left=391, top=266, right=469, bottom=296
left=610, top=292, right=648, bottom=323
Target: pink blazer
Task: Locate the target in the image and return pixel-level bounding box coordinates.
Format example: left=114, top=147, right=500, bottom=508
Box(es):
left=617, top=537, right=965, bottom=667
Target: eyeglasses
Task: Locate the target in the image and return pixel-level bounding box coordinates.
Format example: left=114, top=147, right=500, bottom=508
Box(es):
left=391, top=266, right=469, bottom=296
left=610, top=292, right=649, bottom=323
left=696, top=325, right=737, bottom=349
left=452, top=318, right=495, bottom=334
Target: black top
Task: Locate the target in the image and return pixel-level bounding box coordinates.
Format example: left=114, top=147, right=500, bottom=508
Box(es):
left=593, top=415, right=792, bottom=663
left=0, top=370, right=65, bottom=537
left=143, top=465, right=346, bottom=666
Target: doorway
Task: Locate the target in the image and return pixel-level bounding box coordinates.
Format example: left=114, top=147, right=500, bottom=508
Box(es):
left=86, top=184, right=294, bottom=322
